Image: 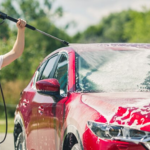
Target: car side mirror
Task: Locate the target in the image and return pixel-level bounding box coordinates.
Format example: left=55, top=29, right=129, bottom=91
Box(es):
left=36, top=78, right=61, bottom=100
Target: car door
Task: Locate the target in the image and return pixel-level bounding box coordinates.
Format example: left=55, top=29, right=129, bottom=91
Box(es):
left=25, top=60, right=48, bottom=150
left=36, top=52, right=69, bottom=150
left=31, top=52, right=69, bottom=150
left=33, top=54, right=59, bottom=150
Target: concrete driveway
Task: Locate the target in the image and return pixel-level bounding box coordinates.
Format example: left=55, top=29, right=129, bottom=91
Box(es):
left=0, top=134, right=14, bottom=150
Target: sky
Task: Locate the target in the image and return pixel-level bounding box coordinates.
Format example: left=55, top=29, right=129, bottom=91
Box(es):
left=52, top=0, right=150, bottom=35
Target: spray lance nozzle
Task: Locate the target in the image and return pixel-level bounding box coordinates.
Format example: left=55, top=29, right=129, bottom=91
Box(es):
left=0, top=11, right=69, bottom=46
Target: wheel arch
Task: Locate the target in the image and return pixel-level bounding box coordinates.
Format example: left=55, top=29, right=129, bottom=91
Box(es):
left=14, top=112, right=25, bottom=128
left=62, top=125, right=83, bottom=150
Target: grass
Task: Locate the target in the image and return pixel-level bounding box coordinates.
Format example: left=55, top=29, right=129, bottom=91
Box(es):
left=0, top=118, right=14, bottom=133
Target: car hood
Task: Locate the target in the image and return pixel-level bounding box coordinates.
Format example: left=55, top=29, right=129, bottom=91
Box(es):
left=82, top=92, right=150, bottom=131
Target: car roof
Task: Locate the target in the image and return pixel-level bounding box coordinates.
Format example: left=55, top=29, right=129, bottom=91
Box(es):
left=45, top=43, right=150, bottom=61
left=69, top=43, right=150, bottom=52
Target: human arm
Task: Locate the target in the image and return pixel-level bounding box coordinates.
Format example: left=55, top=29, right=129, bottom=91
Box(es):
left=1, top=19, right=26, bottom=68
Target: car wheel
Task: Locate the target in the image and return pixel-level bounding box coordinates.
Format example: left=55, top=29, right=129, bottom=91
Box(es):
left=16, top=132, right=26, bottom=150
left=71, top=144, right=81, bottom=150
left=14, top=126, right=26, bottom=150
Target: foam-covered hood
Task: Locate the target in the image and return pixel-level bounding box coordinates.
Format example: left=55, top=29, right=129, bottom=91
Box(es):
left=82, top=92, right=150, bottom=131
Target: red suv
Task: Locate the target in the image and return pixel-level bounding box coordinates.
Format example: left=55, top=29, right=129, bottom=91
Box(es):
left=14, top=44, right=150, bottom=150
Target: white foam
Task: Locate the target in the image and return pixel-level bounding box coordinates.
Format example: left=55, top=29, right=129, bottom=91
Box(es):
left=82, top=93, right=150, bottom=129
left=78, top=49, right=150, bottom=92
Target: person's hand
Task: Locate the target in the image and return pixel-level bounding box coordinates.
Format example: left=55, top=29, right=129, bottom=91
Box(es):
left=16, top=18, right=26, bottom=30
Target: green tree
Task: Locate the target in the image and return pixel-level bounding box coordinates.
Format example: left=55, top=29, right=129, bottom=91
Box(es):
left=124, top=9, right=150, bottom=42
left=73, top=9, right=150, bottom=43
left=73, top=10, right=132, bottom=43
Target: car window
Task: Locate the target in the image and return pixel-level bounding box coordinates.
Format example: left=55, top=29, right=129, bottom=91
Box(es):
left=76, top=49, right=150, bottom=92
left=32, top=61, right=47, bottom=89
left=54, top=54, right=68, bottom=96
left=41, top=55, right=58, bottom=80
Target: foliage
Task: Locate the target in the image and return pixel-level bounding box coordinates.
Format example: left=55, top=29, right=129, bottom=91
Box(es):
left=73, top=9, right=150, bottom=43
left=123, top=9, right=150, bottom=42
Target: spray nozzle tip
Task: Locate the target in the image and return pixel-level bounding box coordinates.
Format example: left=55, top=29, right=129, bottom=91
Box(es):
left=63, top=40, right=69, bottom=46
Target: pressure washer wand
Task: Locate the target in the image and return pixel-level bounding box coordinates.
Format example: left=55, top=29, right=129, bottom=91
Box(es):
left=0, top=11, right=69, bottom=46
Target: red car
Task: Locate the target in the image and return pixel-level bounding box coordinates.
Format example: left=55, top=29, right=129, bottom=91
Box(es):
left=14, top=43, right=150, bottom=150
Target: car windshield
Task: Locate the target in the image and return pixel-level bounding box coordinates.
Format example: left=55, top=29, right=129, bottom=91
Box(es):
left=76, top=48, right=150, bottom=92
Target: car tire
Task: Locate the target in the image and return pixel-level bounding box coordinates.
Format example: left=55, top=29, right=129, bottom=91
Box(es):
left=16, top=132, right=26, bottom=150
left=71, top=144, right=81, bottom=150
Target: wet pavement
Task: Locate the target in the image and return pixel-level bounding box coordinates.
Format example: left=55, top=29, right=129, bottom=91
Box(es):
left=0, top=134, right=14, bottom=150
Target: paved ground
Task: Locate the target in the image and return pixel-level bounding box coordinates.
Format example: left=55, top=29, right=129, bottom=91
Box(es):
left=0, top=134, right=14, bottom=150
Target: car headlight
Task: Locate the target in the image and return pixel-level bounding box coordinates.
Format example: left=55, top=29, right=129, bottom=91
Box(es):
left=87, top=121, right=150, bottom=149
